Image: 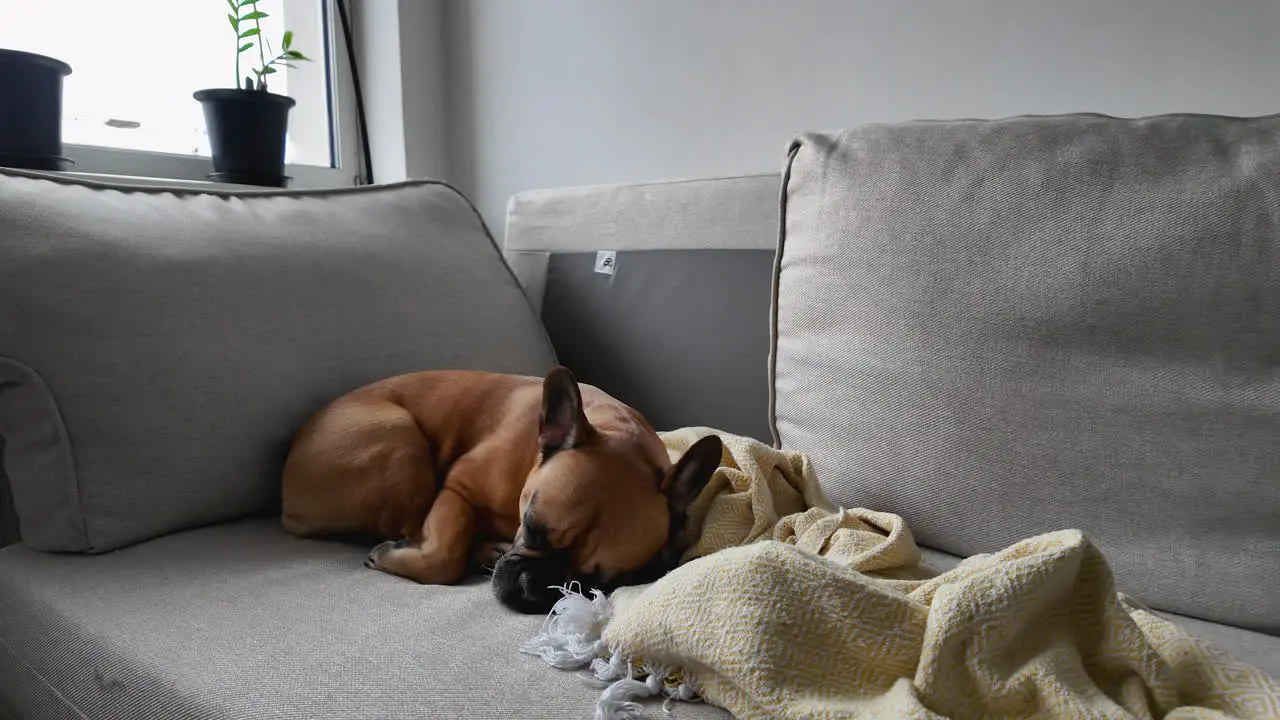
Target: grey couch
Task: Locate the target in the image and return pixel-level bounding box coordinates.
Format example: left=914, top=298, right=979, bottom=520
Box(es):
left=1, top=113, right=1277, bottom=719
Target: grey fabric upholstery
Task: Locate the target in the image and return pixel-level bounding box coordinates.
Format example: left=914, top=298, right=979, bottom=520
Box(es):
left=0, top=518, right=731, bottom=720
left=0, top=522, right=1267, bottom=720
left=540, top=250, right=776, bottom=440
left=914, top=545, right=1280, bottom=679
left=0, top=168, right=556, bottom=555
left=505, top=175, right=782, bottom=442
left=771, top=114, right=1280, bottom=633
left=503, top=174, right=779, bottom=316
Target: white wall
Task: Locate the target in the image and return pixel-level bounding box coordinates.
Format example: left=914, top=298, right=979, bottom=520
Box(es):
left=442, top=0, right=1280, bottom=234
left=355, top=0, right=448, bottom=182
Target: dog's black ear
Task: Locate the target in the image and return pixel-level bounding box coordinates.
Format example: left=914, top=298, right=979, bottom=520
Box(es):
left=539, top=366, right=593, bottom=453
left=662, top=435, right=723, bottom=511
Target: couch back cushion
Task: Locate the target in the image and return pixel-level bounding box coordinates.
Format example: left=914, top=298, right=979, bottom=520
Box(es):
left=0, top=170, right=556, bottom=553
left=505, top=175, right=781, bottom=441
left=771, top=114, right=1280, bottom=632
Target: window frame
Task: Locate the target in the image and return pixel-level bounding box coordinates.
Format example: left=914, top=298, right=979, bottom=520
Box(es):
left=57, top=0, right=363, bottom=190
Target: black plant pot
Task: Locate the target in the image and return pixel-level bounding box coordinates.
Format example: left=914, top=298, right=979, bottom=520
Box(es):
left=0, top=49, right=73, bottom=171
left=194, top=88, right=296, bottom=188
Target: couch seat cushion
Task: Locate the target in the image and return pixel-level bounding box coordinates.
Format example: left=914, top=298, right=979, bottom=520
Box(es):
left=0, top=519, right=730, bottom=720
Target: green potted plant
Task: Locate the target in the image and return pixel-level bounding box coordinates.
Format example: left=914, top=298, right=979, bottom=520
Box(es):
left=194, top=0, right=311, bottom=187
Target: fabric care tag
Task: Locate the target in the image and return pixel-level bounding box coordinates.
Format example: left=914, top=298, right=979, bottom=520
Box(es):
left=594, top=251, right=617, bottom=276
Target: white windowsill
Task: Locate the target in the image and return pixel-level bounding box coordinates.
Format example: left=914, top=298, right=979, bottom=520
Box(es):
left=53, top=143, right=359, bottom=192
left=49, top=170, right=267, bottom=192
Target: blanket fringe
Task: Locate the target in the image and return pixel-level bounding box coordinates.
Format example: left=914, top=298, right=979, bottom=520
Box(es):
left=519, top=582, right=612, bottom=670
left=521, top=584, right=701, bottom=719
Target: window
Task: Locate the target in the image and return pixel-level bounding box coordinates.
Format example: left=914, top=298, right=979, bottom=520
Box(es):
left=0, top=0, right=359, bottom=188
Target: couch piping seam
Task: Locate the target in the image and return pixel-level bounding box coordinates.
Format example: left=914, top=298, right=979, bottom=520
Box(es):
left=768, top=141, right=801, bottom=450
left=0, top=167, right=453, bottom=200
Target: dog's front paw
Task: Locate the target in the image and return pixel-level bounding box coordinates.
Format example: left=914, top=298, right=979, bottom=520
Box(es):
left=365, top=538, right=413, bottom=569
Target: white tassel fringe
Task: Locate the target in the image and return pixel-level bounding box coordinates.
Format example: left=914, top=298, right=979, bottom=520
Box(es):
left=520, top=582, right=612, bottom=670
left=521, top=583, right=701, bottom=719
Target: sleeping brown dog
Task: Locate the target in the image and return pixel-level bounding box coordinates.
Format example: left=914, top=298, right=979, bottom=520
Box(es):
left=280, top=366, right=722, bottom=613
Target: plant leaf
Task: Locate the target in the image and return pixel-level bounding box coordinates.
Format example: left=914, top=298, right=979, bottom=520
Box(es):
left=226, top=0, right=238, bottom=12
left=239, top=28, right=261, bottom=38
left=238, top=0, right=257, bottom=6
left=240, top=10, right=268, bottom=21
left=261, top=66, right=278, bottom=75
left=227, top=13, right=239, bottom=30
left=238, top=42, right=254, bottom=53
left=284, top=49, right=309, bottom=60
left=282, top=31, right=293, bottom=50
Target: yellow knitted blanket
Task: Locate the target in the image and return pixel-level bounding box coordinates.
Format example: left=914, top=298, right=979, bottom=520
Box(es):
left=588, top=427, right=1280, bottom=719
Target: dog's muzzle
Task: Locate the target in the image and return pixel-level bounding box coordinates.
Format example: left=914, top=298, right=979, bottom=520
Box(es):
left=490, top=551, right=574, bottom=614
left=490, top=548, right=675, bottom=614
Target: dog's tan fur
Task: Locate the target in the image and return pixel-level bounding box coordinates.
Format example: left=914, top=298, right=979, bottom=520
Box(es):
left=280, top=367, right=720, bottom=608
